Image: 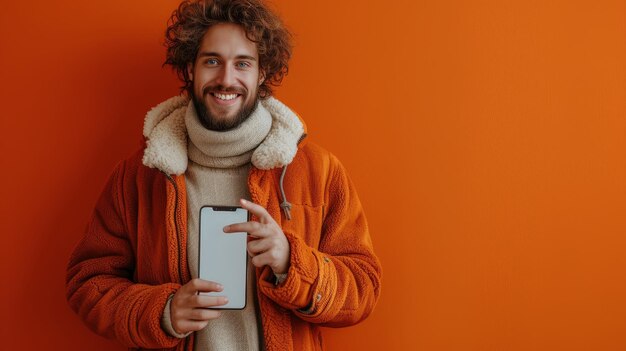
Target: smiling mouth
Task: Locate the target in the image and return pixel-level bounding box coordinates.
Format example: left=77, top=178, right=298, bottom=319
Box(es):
left=211, top=92, right=241, bottom=101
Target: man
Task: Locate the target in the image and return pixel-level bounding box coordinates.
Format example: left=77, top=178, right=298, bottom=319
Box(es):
left=66, top=0, right=381, bottom=350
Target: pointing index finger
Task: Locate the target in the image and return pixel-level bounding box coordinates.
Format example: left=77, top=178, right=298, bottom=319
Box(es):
left=239, top=199, right=272, bottom=224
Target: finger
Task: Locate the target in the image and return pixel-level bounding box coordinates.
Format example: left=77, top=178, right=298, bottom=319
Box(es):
left=185, top=279, right=223, bottom=293
left=251, top=251, right=273, bottom=268
left=176, top=320, right=210, bottom=333
left=227, top=224, right=272, bottom=239
left=239, top=199, right=274, bottom=224
left=189, top=308, right=224, bottom=321
left=191, top=294, right=229, bottom=308
left=224, top=221, right=263, bottom=235
left=247, top=238, right=272, bottom=255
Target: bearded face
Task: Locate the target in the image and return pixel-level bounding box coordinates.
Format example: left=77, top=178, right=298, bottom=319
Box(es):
left=188, top=23, right=264, bottom=131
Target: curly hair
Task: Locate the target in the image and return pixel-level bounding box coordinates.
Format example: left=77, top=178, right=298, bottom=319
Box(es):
left=164, top=0, right=293, bottom=99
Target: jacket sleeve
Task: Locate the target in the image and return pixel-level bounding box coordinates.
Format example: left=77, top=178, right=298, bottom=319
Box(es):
left=65, top=162, right=182, bottom=348
left=259, top=153, right=382, bottom=327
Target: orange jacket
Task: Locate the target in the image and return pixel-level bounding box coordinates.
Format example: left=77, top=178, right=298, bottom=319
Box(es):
left=66, top=100, right=382, bottom=351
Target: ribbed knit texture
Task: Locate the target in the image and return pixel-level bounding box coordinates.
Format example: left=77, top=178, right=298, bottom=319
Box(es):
left=187, top=101, right=272, bottom=169
left=165, top=101, right=272, bottom=350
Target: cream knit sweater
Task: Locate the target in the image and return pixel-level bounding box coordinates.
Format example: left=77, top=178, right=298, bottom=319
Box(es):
left=162, top=101, right=272, bottom=351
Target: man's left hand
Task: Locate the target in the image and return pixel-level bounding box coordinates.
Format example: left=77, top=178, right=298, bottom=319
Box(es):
left=224, top=199, right=291, bottom=274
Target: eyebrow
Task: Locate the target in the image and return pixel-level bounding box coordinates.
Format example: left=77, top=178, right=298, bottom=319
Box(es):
left=197, top=52, right=257, bottom=61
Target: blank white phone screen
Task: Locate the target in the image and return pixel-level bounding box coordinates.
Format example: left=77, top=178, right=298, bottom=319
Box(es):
left=198, top=206, right=248, bottom=309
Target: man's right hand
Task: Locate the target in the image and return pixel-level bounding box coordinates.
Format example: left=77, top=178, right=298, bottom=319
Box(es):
left=170, top=278, right=228, bottom=334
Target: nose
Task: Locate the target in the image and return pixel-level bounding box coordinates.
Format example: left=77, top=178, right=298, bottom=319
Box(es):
left=216, top=63, right=236, bottom=87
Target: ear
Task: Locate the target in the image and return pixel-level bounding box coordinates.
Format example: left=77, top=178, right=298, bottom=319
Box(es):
left=258, top=69, right=265, bottom=86
left=187, top=63, right=194, bottom=81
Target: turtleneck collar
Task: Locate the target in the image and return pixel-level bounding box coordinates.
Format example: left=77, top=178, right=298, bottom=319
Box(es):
left=185, top=100, right=272, bottom=169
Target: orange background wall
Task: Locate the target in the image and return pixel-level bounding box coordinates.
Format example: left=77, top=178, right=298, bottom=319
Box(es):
left=1, top=0, right=625, bottom=350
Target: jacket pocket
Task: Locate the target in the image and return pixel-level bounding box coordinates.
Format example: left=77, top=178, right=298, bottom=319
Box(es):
left=281, top=203, right=324, bottom=248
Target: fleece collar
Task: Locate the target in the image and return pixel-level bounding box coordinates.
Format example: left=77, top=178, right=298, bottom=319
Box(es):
left=141, top=96, right=305, bottom=175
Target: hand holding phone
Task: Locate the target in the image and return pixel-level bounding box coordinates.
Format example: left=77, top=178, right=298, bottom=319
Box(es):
left=170, top=279, right=228, bottom=334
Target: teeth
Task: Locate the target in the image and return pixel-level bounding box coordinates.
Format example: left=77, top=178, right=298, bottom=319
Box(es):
left=214, top=93, right=238, bottom=100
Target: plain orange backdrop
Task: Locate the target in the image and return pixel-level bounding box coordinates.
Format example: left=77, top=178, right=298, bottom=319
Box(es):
left=1, top=0, right=625, bottom=350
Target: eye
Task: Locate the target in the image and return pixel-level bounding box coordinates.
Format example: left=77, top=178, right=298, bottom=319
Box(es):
left=236, top=61, right=251, bottom=69
left=205, top=58, right=219, bottom=65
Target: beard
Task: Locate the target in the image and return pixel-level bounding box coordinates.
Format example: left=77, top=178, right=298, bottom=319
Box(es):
left=191, top=85, right=259, bottom=132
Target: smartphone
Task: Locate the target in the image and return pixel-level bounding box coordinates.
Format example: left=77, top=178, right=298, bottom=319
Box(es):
left=198, top=205, right=249, bottom=309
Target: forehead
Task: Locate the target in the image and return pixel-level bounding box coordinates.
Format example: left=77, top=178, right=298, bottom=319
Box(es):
left=198, top=22, right=258, bottom=59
